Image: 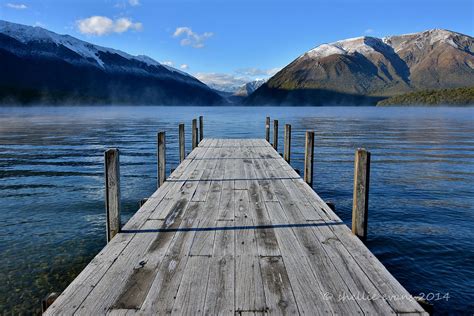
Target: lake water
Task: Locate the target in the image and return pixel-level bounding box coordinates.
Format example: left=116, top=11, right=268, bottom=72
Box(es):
left=0, top=106, right=473, bottom=314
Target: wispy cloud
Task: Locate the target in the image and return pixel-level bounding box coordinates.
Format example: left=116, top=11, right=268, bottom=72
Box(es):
left=173, top=27, right=213, bottom=48
left=235, top=67, right=281, bottom=77
left=76, top=16, right=143, bottom=36
left=180, top=64, right=189, bottom=70
left=114, top=0, right=140, bottom=8
left=161, top=61, right=174, bottom=66
left=364, top=28, right=375, bottom=34
left=6, top=3, right=28, bottom=9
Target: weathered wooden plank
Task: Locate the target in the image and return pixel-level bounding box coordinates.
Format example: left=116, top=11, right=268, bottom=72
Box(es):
left=234, top=187, right=266, bottom=312
left=259, top=256, right=299, bottom=315
left=218, top=147, right=235, bottom=220
left=235, top=255, right=266, bottom=312
left=203, top=221, right=235, bottom=315
left=246, top=145, right=281, bottom=257
left=139, top=202, right=204, bottom=314
left=171, top=256, right=211, bottom=315
left=264, top=201, right=332, bottom=315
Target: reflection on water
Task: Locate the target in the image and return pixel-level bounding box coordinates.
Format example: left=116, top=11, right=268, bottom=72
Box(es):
left=0, top=106, right=473, bottom=313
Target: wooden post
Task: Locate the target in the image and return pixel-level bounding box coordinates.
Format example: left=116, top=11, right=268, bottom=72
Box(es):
left=179, top=123, right=185, bottom=162
left=273, top=119, right=279, bottom=151
left=41, top=292, right=59, bottom=313
left=157, top=131, right=166, bottom=188
left=352, top=148, right=371, bottom=241
left=265, top=116, right=270, bottom=142
left=192, top=119, right=198, bottom=149
left=139, top=198, right=148, bottom=208
left=284, top=124, right=291, bottom=163
left=326, top=202, right=336, bottom=212
left=105, top=148, right=121, bottom=242
left=199, top=115, right=204, bottom=142
left=304, top=131, right=314, bottom=187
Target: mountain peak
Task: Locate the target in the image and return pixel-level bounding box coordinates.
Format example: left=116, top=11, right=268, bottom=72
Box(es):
left=302, top=36, right=387, bottom=60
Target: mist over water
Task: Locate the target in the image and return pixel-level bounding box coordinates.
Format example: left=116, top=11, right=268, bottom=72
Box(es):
left=0, top=106, right=473, bottom=314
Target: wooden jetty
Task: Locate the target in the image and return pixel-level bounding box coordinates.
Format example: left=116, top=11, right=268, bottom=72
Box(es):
left=44, top=119, right=427, bottom=315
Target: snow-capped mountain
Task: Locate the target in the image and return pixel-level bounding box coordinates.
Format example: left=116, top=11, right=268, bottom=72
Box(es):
left=248, top=29, right=474, bottom=105
left=234, top=79, right=266, bottom=97
left=0, top=20, right=222, bottom=105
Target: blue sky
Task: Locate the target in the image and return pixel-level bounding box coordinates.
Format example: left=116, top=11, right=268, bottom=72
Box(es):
left=1, top=0, right=473, bottom=88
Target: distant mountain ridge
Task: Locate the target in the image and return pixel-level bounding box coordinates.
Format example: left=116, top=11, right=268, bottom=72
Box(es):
left=0, top=20, right=222, bottom=105
left=247, top=29, right=474, bottom=105
left=234, top=79, right=266, bottom=97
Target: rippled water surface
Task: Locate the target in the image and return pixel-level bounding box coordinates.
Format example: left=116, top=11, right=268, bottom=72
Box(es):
left=0, top=106, right=473, bottom=314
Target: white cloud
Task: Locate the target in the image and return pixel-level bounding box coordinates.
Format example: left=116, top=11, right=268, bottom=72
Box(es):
left=364, top=28, right=375, bottom=34
left=161, top=61, right=174, bottom=66
left=6, top=3, right=27, bottom=9
left=180, top=64, right=189, bottom=70
left=173, top=27, right=213, bottom=48
left=129, top=0, right=140, bottom=6
left=235, top=67, right=281, bottom=77
left=76, top=16, right=143, bottom=36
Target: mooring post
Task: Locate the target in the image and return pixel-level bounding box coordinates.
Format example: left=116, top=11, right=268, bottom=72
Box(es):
left=273, top=119, right=279, bottom=151
left=304, top=131, right=314, bottom=187
left=105, top=148, right=121, bottom=242
left=284, top=123, right=291, bottom=163
left=265, top=116, right=270, bottom=142
left=179, top=123, right=185, bottom=162
left=41, top=292, right=59, bottom=313
left=157, top=131, right=166, bottom=188
left=352, top=148, right=371, bottom=241
left=199, top=115, right=204, bottom=142
left=139, top=198, right=148, bottom=208
left=192, top=118, right=198, bottom=149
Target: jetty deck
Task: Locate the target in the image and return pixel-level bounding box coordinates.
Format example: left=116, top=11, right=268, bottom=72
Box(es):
left=46, top=138, right=426, bottom=315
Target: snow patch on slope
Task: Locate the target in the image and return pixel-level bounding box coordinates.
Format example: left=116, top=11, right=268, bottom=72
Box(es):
left=303, top=36, right=388, bottom=59
left=302, top=29, right=467, bottom=60
left=0, top=20, right=190, bottom=76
